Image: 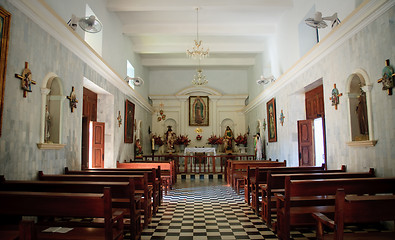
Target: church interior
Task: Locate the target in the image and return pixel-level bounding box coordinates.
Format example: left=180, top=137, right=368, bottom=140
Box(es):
left=0, top=0, right=394, bottom=239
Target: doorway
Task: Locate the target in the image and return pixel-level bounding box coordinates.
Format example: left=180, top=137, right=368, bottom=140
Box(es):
left=82, top=87, right=105, bottom=169
left=298, top=85, right=327, bottom=168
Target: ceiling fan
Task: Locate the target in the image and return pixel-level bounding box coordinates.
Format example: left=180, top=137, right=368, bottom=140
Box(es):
left=125, top=76, right=144, bottom=87
left=68, top=14, right=103, bottom=33
left=305, top=11, right=340, bottom=42
left=256, top=75, right=275, bottom=85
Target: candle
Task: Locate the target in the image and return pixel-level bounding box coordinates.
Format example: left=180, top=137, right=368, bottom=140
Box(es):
left=152, top=138, right=155, bottom=150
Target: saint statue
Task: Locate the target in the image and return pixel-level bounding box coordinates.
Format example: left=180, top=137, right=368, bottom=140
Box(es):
left=44, top=105, right=51, bottom=143
left=135, top=139, right=143, bottom=157
left=356, top=90, right=368, bottom=136
left=224, top=126, right=234, bottom=152
left=254, top=133, right=263, bottom=160
left=165, top=126, right=176, bottom=152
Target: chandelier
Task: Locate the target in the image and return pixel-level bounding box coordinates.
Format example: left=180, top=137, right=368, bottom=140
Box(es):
left=192, top=60, right=208, bottom=86
left=186, top=8, right=209, bottom=60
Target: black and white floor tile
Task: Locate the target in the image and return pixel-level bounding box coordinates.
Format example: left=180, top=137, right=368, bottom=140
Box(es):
left=137, top=179, right=389, bottom=240
left=140, top=179, right=277, bottom=240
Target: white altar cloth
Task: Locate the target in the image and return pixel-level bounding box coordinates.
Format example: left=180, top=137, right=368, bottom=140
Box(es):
left=184, top=147, right=216, bottom=156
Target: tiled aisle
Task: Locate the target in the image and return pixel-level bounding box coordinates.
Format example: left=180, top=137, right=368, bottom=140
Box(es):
left=141, top=179, right=278, bottom=240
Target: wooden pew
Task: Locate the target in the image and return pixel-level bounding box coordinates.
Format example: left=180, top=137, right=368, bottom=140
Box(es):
left=0, top=187, right=124, bottom=240
left=38, top=171, right=153, bottom=228
left=275, top=177, right=395, bottom=240
left=227, top=159, right=286, bottom=188
left=117, top=160, right=176, bottom=186
left=261, top=168, right=373, bottom=228
left=65, top=167, right=162, bottom=208
left=0, top=177, right=142, bottom=240
left=244, top=164, right=329, bottom=205
left=313, top=188, right=395, bottom=240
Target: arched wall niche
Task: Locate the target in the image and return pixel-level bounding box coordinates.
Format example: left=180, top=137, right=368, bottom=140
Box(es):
left=345, top=69, right=377, bottom=147
left=37, top=73, right=66, bottom=150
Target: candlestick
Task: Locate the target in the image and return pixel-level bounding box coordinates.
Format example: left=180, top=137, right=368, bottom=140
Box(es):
left=152, top=138, right=155, bottom=150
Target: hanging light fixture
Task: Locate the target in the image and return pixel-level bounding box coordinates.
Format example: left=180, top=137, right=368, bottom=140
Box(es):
left=186, top=7, right=209, bottom=60
left=192, top=59, right=208, bottom=86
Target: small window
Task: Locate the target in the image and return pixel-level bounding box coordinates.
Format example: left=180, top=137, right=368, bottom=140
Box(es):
left=84, top=4, right=102, bottom=56
left=127, top=60, right=135, bottom=89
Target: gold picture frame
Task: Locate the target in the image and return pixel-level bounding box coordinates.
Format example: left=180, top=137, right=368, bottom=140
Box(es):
left=266, top=98, right=277, bottom=142
left=0, top=7, right=11, bottom=137
left=189, top=96, right=209, bottom=126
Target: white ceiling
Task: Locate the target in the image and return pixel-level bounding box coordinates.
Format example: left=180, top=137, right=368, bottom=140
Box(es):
left=106, top=0, right=293, bottom=68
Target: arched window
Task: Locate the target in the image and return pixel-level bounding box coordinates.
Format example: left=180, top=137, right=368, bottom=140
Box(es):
left=346, top=69, right=377, bottom=147
left=37, top=73, right=65, bottom=149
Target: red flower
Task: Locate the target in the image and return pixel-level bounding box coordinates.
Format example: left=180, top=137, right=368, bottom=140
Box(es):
left=207, top=135, right=224, bottom=145
left=234, top=134, right=247, bottom=146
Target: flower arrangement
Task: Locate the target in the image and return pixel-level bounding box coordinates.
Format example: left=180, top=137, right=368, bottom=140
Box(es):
left=152, top=134, right=164, bottom=146
left=234, top=133, right=247, bottom=146
left=207, top=134, right=224, bottom=145
left=175, top=134, right=191, bottom=146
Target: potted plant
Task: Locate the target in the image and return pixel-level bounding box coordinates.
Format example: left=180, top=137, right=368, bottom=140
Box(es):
left=175, top=134, right=190, bottom=151
left=234, top=133, right=248, bottom=147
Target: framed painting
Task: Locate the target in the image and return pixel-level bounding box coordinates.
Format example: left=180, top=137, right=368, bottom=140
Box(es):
left=124, top=99, right=135, bottom=143
left=266, top=98, right=277, bottom=142
left=0, top=7, right=11, bottom=137
left=189, top=96, right=209, bottom=126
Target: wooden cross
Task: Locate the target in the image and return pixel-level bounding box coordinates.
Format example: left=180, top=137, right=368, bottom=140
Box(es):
left=329, top=84, right=342, bottom=110
left=14, top=62, right=36, bottom=98
left=66, top=86, right=78, bottom=112
left=377, top=59, right=395, bottom=95
left=117, top=111, right=122, bottom=127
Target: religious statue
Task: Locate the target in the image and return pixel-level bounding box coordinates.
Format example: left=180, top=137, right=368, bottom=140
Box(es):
left=356, top=90, right=368, bottom=136
left=223, top=126, right=234, bottom=152
left=135, top=139, right=143, bottom=157
left=329, top=84, right=342, bottom=110
left=165, top=126, right=176, bottom=152
left=254, top=133, right=263, bottom=160
left=44, top=105, right=51, bottom=143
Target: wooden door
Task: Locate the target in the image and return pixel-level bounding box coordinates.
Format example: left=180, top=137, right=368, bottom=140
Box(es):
left=92, top=121, right=105, bottom=168
left=298, top=119, right=314, bottom=166
left=81, top=117, right=89, bottom=170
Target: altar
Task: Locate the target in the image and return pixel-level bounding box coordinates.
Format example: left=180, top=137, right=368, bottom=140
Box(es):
left=184, top=147, right=217, bottom=156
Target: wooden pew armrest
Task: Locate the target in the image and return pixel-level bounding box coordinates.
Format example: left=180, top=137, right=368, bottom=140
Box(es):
left=111, top=210, right=125, bottom=224
left=312, top=212, right=335, bottom=229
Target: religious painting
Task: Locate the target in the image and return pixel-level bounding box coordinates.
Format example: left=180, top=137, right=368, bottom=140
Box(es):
left=266, top=98, right=277, bottom=142
left=189, top=96, right=209, bottom=126
left=124, top=99, right=135, bottom=143
left=0, top=7, right=11, bottom=137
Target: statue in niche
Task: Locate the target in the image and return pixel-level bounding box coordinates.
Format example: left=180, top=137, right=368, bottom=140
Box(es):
left=44, top=105, right=51, bottom=143
left=356, top=89, right=369, bottom=137
left=223, top=126, right=234, bottom=152
left=165, top=126, right=176, bottom=152
left=254, top=133, right=263, bottom=160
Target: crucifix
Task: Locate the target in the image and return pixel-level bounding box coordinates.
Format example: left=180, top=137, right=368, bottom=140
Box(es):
left=279, top=110, right=285, bottom=126
left=14, top=62, right=36, bottom=98
left=377, top=59, right=395, bottom=95
left=66, top=86, right=78, bottom=112
left=329, top=83, right=342, bottom=110
left=117, top=111, right=122, bottom=127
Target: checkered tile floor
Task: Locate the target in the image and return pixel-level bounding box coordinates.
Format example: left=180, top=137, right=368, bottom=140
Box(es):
left=140, top=179, right=277, bottom=240
left=137, top=179, right=390, bottom=240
